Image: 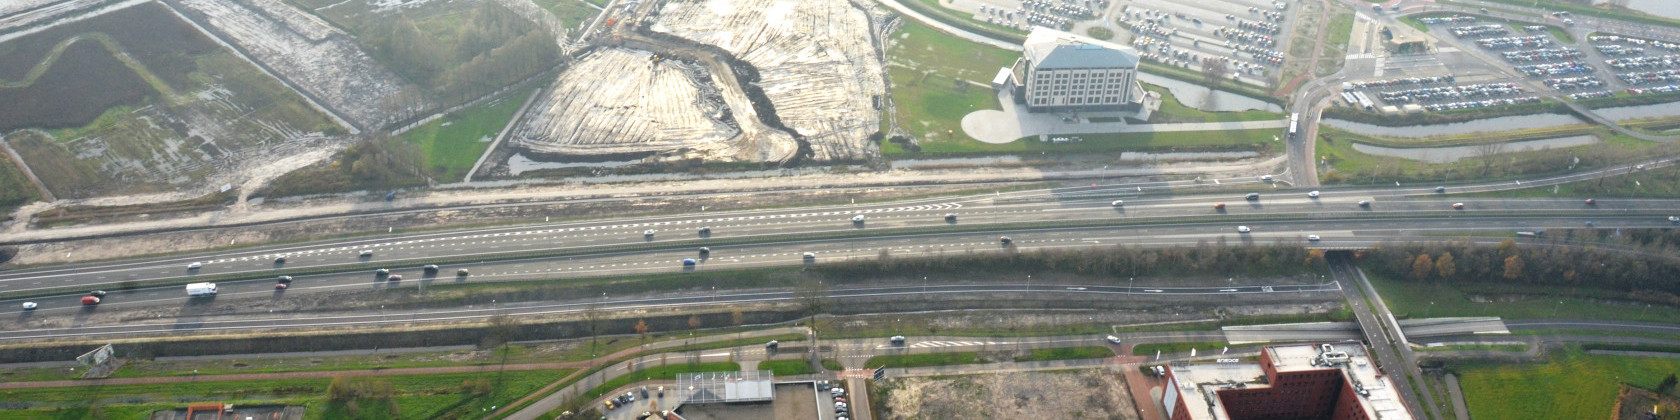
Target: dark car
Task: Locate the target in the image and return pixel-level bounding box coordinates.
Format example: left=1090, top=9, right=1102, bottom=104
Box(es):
left=423, top=264, right=440, bottom=273
left=277, top=275, right=293, bottom=284
left=1245, top=193, right=1260, bottom=201
left=89, top=290, right=107, bottom=298
left=274, top=257, right=287, bottom=264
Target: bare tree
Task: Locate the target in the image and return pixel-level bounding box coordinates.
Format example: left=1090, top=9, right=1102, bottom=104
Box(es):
left=1201, top=58, right=1229, bottom=88
left=1474, top=142, right=1507, bottom=176
left=582, top=305, right=605, bottom=369
left=634, top=319, right=650, bottom=345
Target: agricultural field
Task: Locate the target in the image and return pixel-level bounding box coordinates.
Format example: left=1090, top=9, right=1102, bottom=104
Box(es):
left=0, top=2, right=338, bottom=200
left=1458, top=348, right=1680, bottom=420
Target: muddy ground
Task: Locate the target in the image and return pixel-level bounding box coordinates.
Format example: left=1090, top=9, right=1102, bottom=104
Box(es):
left=881, top=369, right=1139, bottom=420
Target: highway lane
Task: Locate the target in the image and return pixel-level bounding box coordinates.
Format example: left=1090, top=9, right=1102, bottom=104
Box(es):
left=3, top=181, right=1677, bottom=297
left=2, top=215, right=1672, bottom=340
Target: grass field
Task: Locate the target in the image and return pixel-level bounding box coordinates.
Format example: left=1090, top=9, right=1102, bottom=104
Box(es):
left=1460, top=164, right=1680, bottom=199
left=0, top=154, right=40, bottom=214
left=865, top=352, right=983, bottom=369
left=759, top=359, right=818, bottom=376
left=883, top=19, right=1017, bottom=150
left=1318, top=1, right=1356, bottom=77
left=1415, top=343, right=1528, bottom=352
left=1131, top=342, right=1229, bottom=356
left=531, top=0, right=599, bottom=30
left=1365, top=270, right=1680, bottom=323
left=1317, top=126, right=1673, bottom=185
left=401, top=88, right=532, bottom=181
left=1458, top=348, right=1680, bottom=420
left=0, top=369, right=569, bottom=420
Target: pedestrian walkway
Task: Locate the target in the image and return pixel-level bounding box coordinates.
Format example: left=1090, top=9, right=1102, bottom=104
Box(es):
left=963, top=91, right=1286, bottom=144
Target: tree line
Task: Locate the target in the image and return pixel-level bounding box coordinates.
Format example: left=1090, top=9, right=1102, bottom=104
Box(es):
left=360, top=1, right=560, bottom=107
left=815, top=239, right=1329, bottom=280
left=1364, top=238, right=1680, bottom=297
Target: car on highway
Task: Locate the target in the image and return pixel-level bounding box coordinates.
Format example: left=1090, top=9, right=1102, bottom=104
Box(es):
left=945, top=213, right=957, bottom=222
left=423, top=264, right=439, bottom=273
left=275, top=283, right=288, bottom=290
left=1260, top=175, right=1273, bottom=181
left=682, top=258, right=696, bottom=266
left=457, top=269, right=470, bottom=277
left=1358, top=200, right=1370, bottom=207
left=1308, top=191, right=1320, bottom=198
left=699, top=226, right=711, bottom=235
left=1111, top=199, right=1124, bottom=207
left=699, top=247, right=710, bottom=257
left=89, top=290, right=107, bottom=298
left=22, top=302, right=37, bottom=310
left=187, top=262, right=202, bottom=270
left=376, top=268, right=390, bottom=276
left=890, top=335, right=906, bottom=346
left=1670, top=216, right=1679, bottom=224
left=803, top=252, right=816, bottom=262
left=1585, top=198, right=1597, bottom=205
left=1214, top=202, right=1226, bottom=209
left=1435, top=186, right=1446, bottom=193
left=1307, top=235, right=1321, bottom=241
left=1452, top=203, right=1465, bottom=209
left=1237, top=226, right=1251, bottom=233
left=1585, top=221, right=1594, bottom=227
left=851, top=215, right=866, bottom=223
left=643, top=230, right=655, bottom=237
left=387, top=274, right=402, bottom=281
left=274, top=257, right=286, bottom=264
left=277, top=275, right=293, bottom=284
left=1106, top=335, right=1121, bottom=344
left=1000, top=236, right=1012, bottom=245
left=1245, top=193, right=1260, bottom=201
left=360, top=250, right=374, bottom=257
left=81, top=296, right=100, bottom=306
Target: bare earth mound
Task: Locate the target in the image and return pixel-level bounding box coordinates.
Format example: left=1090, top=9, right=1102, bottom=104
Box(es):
left=653, top=0, right=887, bottom=162
left=882, top=370, right=1139, bottom=420
left=510, top=48, right=744, bottom=158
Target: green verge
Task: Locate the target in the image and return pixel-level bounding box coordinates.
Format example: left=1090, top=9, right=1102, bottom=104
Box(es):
left=895, top=0, right=1027, bottom=44
left=1458, top=347, right=1680, bottom=420
left=1458, top=163, right=1680, bottom=199
left=0, top=369, right=568, bottom=420
left=530, top=0, right=599, bottom=30
left=1317, top=126, right=1677, bottom=185
left=1013, top=346, right=1115, bottom=362
left=865, top=352, right=982, bottom=369
left=1365, top=270, right=1680, bottom=323
left=905, top=128, right=1279, bottom=157
left=1131, top=341, right=1228, bottom=356
left=821, top=359, right=845, bottom=371
left=1414, top=343, right=1528, bottom=352
left=1580, top=343, right=1680, bottom=354
left=758, top=359, right=818, bottom=376
left=0, top=154, right=41, bottom=217
left=1144, top=84, right=1287, bottom=123
left=400, top=87, right=533, bottom=181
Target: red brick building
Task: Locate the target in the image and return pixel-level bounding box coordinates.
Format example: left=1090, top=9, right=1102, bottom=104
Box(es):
left=1160, top=343, right=1411, bottom=420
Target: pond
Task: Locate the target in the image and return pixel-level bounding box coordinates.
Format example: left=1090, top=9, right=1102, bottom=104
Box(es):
left=1350, top=135, right=1599, bottom=164
left=1625, top=0, right=1680, bottom=20
left=1321, top=113, right=1586, bottom=138
left=1592, top=101, right=1680, bottom=122
left=1138, top=73, right=1283, bottom=113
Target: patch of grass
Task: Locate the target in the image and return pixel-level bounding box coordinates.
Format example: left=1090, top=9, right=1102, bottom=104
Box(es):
left=821, top=359, right=845, bottom=371
left=1458, top=347, right=1680, bottom=420
left=1458, top=163, right=1680, bottom=199
left=865, top=352, right=982, bottom=369
left=1415, top=343, right=1528, bottom=352
left=759, top=360, right=817, bottom=376
left=400, top=88, right=531, bottom=181
left=0, top=153, right=40, bottom=214
left=0, top=369, right=568, bottom=420
left=1014, top=346, right=1115, bottom=362
left=905, top=128, right=1278, bottom=157
left=1316, top=126, right=1677, bottom=185
left=1087, top=27, right=1114, bottom=40
left=530, top=0, right=599, bottom=30
left=1145, top=84, right=1287, bottom=123
left=1581, top=343, right=1680, bottom=354
left=1131, top=342, right=1228, bottom=356
left=1319, top=2, right=1356, bottom=76
left=1365, top=270, right=1680, bottom=322
left=899, top=0, right=1028, bottom=43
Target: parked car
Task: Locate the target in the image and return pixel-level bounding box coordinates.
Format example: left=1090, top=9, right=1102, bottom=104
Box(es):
left=1106, top=335, right=1122, bottom=344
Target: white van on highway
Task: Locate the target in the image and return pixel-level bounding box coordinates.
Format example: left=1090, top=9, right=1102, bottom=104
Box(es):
left=186, top=282, right=217, bottom=297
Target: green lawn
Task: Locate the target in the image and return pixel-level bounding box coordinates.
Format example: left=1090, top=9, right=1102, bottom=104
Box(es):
left=1132, top=342, right=1228, bottom=356
left=0, top=369, right=569, bottom=420
left=1317, top=126, right=1672, bottom=185
left=759, top=360, right=817, bottom=376
left=821, top=359, right=844, bottom=371
left=1415, top=343, right=1528, bottom=352
left=530, top=0, right=599, bottom=30
left=884, top=18, right=1016, bottom=151
left=865, top=352, right=982, bottom=369
left=1014, top=346, right=1115, bottom=362
left=399, top=88, right=533, bottom=181
left=1460, top=163, right=1680, bottom=199
left=1365, top=270, right=1680, bottom=323
left=1459, top=348, right=1680, bottom=420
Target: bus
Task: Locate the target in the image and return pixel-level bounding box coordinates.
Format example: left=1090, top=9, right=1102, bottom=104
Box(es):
left=1287, top=112, right=1300, bottom=138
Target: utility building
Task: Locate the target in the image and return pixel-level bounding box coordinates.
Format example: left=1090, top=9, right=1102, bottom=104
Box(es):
left=1161, top=343, right=1414, bottom=420
left=998, top=27, right=1145, bottom=113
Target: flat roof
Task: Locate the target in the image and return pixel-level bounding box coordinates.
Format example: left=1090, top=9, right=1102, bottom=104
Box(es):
left=1167, top=363, right=1268, bottom=420
left=1267, top=343, right=1414, bottom=420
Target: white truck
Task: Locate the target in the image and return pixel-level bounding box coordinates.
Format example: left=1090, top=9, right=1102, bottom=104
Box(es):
left=186, top=282, right=218, bottom=297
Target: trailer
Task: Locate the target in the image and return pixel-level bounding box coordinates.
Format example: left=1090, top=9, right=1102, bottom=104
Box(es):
left=186, top=282, right=218, bottom=297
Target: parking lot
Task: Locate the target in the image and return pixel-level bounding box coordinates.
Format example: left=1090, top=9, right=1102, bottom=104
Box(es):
left=1115, top=0, right=1297, bottom=86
